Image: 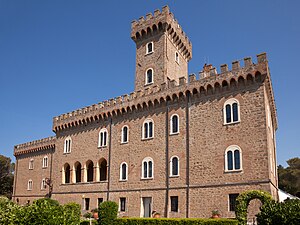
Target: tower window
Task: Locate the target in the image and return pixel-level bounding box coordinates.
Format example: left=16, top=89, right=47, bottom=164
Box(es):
left=142, top=157, right=154, bottom=179
left=42, top=156, right=48, bottom=168
left=170, top=114, right=179, bottom=134
left=145, top=68, right=153, bottom=85
left=119, top=197, right=126, bottom=212
left=98, top=128, right=108, bottom=147
left=64, top=137, right=72, bottom=153
left=146, top=42, right=153, bottom=54
left=142, top=119, right=154, bottom=139
left=175, top=52, right=179, bottom=63
left=170, top=156, right=179, bottom=177
left=41, top=179, right=47, bottom=190
left=224, top=99, right=240, bottom=125
left=170, top=196, right=179, bottom=212
left=229, top=194, right=239, bottom=211
left=120, top=162, right=128, bottom=181
left=121, top=126, right=129, bottom=143
left=27, top=180, right=33, bottom=190
left=225, top=145, right=242, bottom=172
left=29, top=159, right=34, bottom=170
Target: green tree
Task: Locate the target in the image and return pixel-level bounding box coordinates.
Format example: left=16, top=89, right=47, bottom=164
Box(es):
left=278, top=157, right=300, bottom=197
left=0, top=155, right=14, bottom=199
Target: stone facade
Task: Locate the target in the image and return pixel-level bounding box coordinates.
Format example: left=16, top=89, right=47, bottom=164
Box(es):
left=13, top=6, right=278, bottom=221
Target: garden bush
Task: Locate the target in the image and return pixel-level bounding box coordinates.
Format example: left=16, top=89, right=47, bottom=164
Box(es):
left=0, top=197, right=81, bottom=225
left=235, top=190, right=272, bottom=225
left=115, top=218, right=238, bottom=225
left=256, top=198, right=300, bottom=225
left=98, top=200, right=118, bottom=225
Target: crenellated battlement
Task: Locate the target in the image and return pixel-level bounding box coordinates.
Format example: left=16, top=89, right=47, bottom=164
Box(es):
left=14, top=136, right=56, bottom=156
left=52, top=52, right=277, bottom=132
left=131, top=5, right=192, bottom=61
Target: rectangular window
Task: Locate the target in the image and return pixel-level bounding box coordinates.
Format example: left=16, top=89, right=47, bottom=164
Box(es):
left=98, top=198, right=103, bottom=207
left=84, top=198, right=90, bottom=211
left=170, top=196, right=178, bottom=212
left=120, top=197, right=126, bottom=212
left=229, top=194, right=239, bottom=211
left=29, top=160, right=34, bottom=170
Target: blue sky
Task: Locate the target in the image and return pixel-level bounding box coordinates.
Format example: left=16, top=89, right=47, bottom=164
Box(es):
left=0, top=0, right=299, bottom=167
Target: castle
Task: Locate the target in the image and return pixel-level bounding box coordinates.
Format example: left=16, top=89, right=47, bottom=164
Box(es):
left=13, top=6, right=278, bottom=220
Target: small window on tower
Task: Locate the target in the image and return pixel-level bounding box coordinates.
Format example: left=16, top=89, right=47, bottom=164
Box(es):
left=146, top=42, right=153, bottom=54
left=145, top=68, right=153, bottom=85
left=175, top=52, right=179, bottom=63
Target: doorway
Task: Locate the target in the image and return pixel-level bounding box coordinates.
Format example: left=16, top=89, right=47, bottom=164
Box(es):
left=142, top=197, right=152, bottom=218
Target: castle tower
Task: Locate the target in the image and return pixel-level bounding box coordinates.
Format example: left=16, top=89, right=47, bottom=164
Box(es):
left=131, top=6, right=192, bottom=91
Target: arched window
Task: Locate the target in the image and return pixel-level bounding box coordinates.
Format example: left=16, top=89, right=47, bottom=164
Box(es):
left=41, top=179, right=46, bottom=190
left=64, top=137, right=72, bottom=153
left=86, top=160, right=94, bottom=182
left=121, top=126, right=129, bottom=143
left=145, top=68, right=153, bottom=85
left=142, top=119, right=154, bottom=139
left=63, top=163, right=71, bottom=184
left=170, top=114, right=179, bottom=134
left=120, top=162, right=128, bottom=181
left=98, top=128, right=108, bottom=147
left=142, top=157, right=154, bottom=179
left=42, top=156, right=48, bottom=168
left=170, top=156, right=179, bottom=176
left=146, top=42, right=153, bottom=54
left=74, top=162, right=82, bottom=183
left=224, top=99, right=240, bottom=124
left=99, top=159, right=107, bottom=181
left=225, top=145, right=242, bottom=172
left=27, top=180, right=33, bottom=190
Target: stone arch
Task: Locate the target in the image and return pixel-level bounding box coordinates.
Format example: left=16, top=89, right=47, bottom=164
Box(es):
left=235, top=190, right=273, bottom=225
left=246, top=74, right=254, bottom=85
left=255, top=71, right=262, bottom=82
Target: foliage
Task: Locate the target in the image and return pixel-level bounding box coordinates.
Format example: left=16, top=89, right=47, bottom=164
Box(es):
left=0, top=197, right=80, bottom=225
left=98, top=201, right=118, bottom=225
left=235, top=190, right=273, bottom=225
left=0, top=155, right=14, bottom=199
left=115, top=218, right=238, bottom=225
left=83, top=212, right=92, bottom=219
left=63, top=202, right=81, bottom=225
left=256, top=198, right=300, bottom=225
left=80, top=220, right=98, bottom=225
left=278, top=157, right=300, bottom=197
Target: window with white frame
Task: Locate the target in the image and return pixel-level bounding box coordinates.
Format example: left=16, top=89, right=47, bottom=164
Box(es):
left=142, top=157, right=154, bottom=179
left=142, top=119, right=154, bottom=139
left=120, top=162, right=128, bottom=181
left=146, top=42, right=153, bottom=54
left=225, top=145, right=242, bottom=172
left=145, top=68, right=153, bottom=85
left=119, top=197, right=126, bottom=212
left=42, top=156, right=48, bottom=168
left=170, top=114, right=179, bottom=134
left=41, top=179, right=47, bottom=190
left=29, top=159, right=34, bottom=170
left=98, top=128, right=108, bottom=147
left=121, top=126, right=129, bottom=143
left=170, top=156, right=179, bottom=177
left=27, top=180, right=33, bottom=190
left=175, top=52, right=179, bottom=63
left=64, top=137, right=72, bottom=153
left=224, top=99, right=240, bottom=124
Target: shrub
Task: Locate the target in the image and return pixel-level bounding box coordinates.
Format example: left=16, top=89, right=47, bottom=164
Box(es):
left=115, top=218, right=238, bottom=225
left=63, top=202, right=81, bottom=225
left=256, top=198, right=300, bottom=225
left=98, top=201, right=118, bottom=225
left=0, top=197, right=21, bottom=225
left=235, top=190, right=272, bottom=225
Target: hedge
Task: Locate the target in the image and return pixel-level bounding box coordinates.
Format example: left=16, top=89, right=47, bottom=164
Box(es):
left=113, top=218, right=238, bottom=225
left=235, top=190, right=272, bottom=225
